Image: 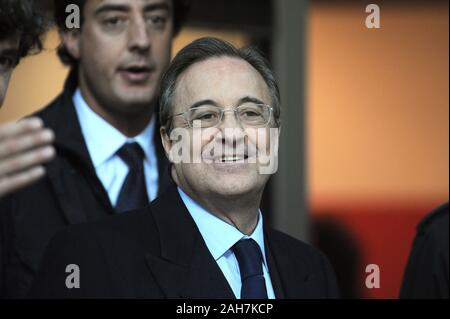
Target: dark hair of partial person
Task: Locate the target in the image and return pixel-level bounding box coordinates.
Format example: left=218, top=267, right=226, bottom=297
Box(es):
left=0, top=0, right=47, bottom=63
left=53, top=0, right=191, bottom=67
left=159, top=37, right=281, bottom=132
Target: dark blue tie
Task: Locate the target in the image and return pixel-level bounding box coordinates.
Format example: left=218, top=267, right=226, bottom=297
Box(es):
left=115, top=142, right=149, bottom=213
left=232, top=239, right=268, bottom=299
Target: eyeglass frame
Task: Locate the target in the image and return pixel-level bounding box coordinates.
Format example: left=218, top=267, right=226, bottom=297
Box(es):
left=166, top=103, right=275, bottom=129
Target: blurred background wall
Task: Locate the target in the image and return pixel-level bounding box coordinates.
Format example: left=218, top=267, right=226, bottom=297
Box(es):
left=0, top=0, right=448, bottom=299
left=308, top=0, right=449, bottom=298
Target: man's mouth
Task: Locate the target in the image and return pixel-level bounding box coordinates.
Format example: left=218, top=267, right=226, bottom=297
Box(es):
left=219, top=154, right=249, bottom=163
left=119, top=65, right=154, bottom=83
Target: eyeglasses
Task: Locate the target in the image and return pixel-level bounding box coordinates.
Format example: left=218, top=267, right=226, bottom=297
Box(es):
left=168, top=103, right=274, bottom=129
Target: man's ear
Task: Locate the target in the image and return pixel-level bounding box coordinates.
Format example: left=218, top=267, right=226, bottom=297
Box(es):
left=160, top=126, right=182, bottom=185
left=160, top=126, right=172, bottom=161
left=59, top=30, right=81, bottom=60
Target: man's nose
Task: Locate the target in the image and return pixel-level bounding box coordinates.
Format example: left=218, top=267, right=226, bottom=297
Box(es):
left=128, top=18, right=151, bottom=53
left=216, top=110, right=246, bottom=145
left=218, top=109, right=243, bottom=129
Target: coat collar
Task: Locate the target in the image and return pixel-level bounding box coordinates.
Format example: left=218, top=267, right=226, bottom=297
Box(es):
left=39, top=70, right=95, bottom=170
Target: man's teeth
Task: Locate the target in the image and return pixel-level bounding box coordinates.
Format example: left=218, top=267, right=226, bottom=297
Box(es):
left=221, top=156, right=243, bottom=162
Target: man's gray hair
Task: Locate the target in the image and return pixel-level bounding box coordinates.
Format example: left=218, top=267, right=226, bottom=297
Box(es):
left=159, top=37, right=281, bottom=131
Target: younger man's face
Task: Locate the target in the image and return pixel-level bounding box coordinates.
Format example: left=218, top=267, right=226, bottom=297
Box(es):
left=0, top=36, right=19, bottom=107
left=66, top=0, right=174, bottom=116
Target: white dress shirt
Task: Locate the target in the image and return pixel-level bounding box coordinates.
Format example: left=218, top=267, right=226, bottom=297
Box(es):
left=73, top=88, right=159, bottom=206
left=177, top=187, right=276, bottom=299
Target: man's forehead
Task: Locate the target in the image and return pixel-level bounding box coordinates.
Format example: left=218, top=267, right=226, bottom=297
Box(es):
left=194, top=56, right=252, bottom=71
left=175, top=56, right=270, bottom=106
left=183, top=57, right=265, bottom=88
left=180, top=57, right=261, bottom=87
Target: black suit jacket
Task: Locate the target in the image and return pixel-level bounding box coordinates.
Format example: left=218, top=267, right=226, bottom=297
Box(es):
left=400, top=203, right=449, bottom=299
left=31, top=185, right=339, bottom=299
left=0, top=71, right=170, bottom=298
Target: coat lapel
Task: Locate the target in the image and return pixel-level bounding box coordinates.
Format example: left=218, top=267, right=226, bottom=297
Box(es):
left=45, top=161, right=88, bottom=224
left=143, top=186, right=235, bottom=299
left=265, top=227, right=317, bottom=298
left=264, top=238, right=286, bottom=299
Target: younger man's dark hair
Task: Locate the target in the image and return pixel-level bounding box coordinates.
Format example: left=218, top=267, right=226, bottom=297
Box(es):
left=53, top=0, right=191, bottom=67
left=0, top=0, right=48, bottom=63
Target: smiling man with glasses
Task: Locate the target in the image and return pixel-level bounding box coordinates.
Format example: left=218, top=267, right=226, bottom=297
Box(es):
left=31, top=37, right=339, bottom=299
left=164, top=100, right=279, bottom=173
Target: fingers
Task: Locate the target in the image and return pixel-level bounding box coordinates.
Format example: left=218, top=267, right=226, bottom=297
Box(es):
left=0, top=145, right=55, bottom=177
left=0, top=127, right=54, bottom=159
left=0, top=117, right=44, bottom=141
left=0, top=117, right=56, bottom=197
left=0, top=166, right=46, bottom=198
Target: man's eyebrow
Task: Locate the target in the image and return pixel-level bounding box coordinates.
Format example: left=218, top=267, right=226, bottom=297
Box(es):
left=143, top=2, right=171, bottom=13
left=188, top=97, right=267, bottom=110
left=95, top=4, right=130, bottom=16
left=189, top=100, right=219, bottom=109
left=237, top=96, right=266, bottom=105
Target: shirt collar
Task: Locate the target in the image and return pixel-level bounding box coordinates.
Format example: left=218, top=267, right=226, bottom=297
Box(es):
left=177, top=187, right=268, bottom=267
left=73, top=88, right=156, bottom=168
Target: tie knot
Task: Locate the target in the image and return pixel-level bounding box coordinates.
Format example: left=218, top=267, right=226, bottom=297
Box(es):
left=117, top=142, right=145, bottom=169
left=232, top=239, right=264, bottom=280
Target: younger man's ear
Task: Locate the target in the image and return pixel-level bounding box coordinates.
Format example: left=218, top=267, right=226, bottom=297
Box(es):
left=59, top=30, right=81, bottom=60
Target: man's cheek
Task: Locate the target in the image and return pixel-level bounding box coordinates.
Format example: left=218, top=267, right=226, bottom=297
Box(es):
left=246, top=128, right=269, bottom=153
left=198, top=128, right=220, bottom=163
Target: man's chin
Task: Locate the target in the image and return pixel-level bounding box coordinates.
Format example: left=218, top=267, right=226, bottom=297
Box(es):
left=115, top=85, right=156, bottom=102
left=112, top=94, right=155, bottom=113
left=208, top=179, right=258, bottom=197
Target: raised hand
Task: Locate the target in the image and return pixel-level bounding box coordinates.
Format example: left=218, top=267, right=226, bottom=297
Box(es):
left=0, top=117, right=55, bottom=198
